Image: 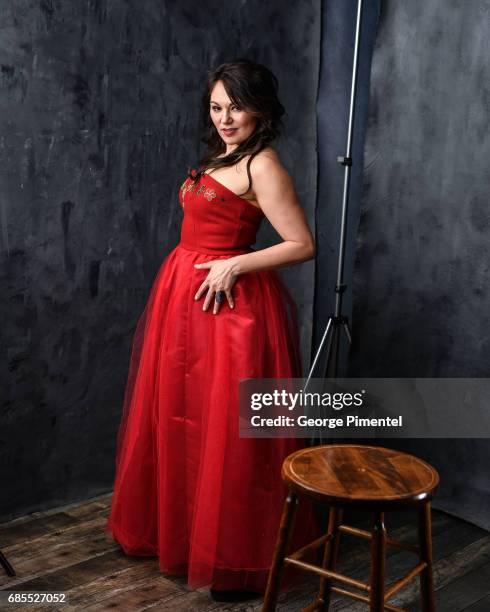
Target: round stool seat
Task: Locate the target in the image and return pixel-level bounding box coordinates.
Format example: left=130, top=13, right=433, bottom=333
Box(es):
left=282, top=444, right=439, bottom=508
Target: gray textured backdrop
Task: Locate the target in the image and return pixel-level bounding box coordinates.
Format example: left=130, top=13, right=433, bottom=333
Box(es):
left=348, top=1, right=490, bottom=529
left=0, top=0, right=320, bottom=520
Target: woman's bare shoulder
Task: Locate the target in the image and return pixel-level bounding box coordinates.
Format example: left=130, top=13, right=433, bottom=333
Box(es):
left=249, top=146, right=285, bottom=177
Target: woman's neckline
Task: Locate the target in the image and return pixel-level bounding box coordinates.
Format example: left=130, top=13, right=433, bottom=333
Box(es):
left=201, top=170, right=262, bottom=213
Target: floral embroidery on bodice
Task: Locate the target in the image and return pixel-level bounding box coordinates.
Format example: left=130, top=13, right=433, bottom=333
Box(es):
left=180, top=178, right=218, bottom=205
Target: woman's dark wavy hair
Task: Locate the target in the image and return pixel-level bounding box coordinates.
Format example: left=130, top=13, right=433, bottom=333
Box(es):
left=188, top=58, right=285, bottom=195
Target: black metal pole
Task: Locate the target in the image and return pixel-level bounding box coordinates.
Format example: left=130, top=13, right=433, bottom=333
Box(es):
left=305, top=0, right=364, bottom=390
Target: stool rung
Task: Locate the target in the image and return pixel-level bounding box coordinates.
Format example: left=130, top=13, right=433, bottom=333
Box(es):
left=284, top=557, right=369, bottom=592
left=339, top=524, right=420, bottom=554
left=384, top=561, right=427, bottom=599
left=331, top=586, right=408, bottom=612
left=288, top=533, right=332, bottom=560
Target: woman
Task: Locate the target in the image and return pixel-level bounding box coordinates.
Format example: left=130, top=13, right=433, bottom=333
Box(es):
left=106, top=59, right=319, bottom=602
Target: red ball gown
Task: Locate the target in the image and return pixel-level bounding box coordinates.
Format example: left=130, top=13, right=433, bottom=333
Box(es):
left=106, top=168, right=318, bottom=592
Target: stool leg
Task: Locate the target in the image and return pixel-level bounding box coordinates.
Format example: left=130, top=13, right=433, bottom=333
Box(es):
left=369, top=511, right=386, bottom=612
left=262, top=491, right=299, bottom=612
left=318, top=506, right=343, bottom=610
left=418, top=502, right=436, bottom=612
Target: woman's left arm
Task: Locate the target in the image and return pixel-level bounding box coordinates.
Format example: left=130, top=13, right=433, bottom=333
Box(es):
left=230, top=154, right=316, bottom=274
left=193, top=154, right=315, bottom=313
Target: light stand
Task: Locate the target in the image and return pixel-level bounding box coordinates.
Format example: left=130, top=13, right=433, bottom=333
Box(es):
left=304, top=0, right=364, bottom=390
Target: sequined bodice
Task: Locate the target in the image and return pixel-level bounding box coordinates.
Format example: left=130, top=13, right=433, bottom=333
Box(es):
left=178, top=170, right=264, bottom=255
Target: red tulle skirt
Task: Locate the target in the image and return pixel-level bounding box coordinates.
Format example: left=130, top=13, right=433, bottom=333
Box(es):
left=105, top=244, right=319, bottom=592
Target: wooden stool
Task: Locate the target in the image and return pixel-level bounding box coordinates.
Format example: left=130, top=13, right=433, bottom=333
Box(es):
left=262, top=444, right=439, bottom=612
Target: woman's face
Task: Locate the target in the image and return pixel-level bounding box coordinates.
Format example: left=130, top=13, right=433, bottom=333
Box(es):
left=209, top=80, right=257, bottom=148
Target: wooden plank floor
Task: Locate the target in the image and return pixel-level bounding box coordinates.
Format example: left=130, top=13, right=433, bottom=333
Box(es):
left=1, top=494, right=489, bottom=611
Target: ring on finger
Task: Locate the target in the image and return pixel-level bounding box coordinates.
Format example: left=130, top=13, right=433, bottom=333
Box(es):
left=215, top=290, right=225, bottom=303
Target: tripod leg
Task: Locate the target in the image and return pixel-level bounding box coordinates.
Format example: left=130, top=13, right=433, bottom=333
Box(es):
left=342, top=320, right=352, bottom=344
left=304, top=317, right=334, bottom=391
